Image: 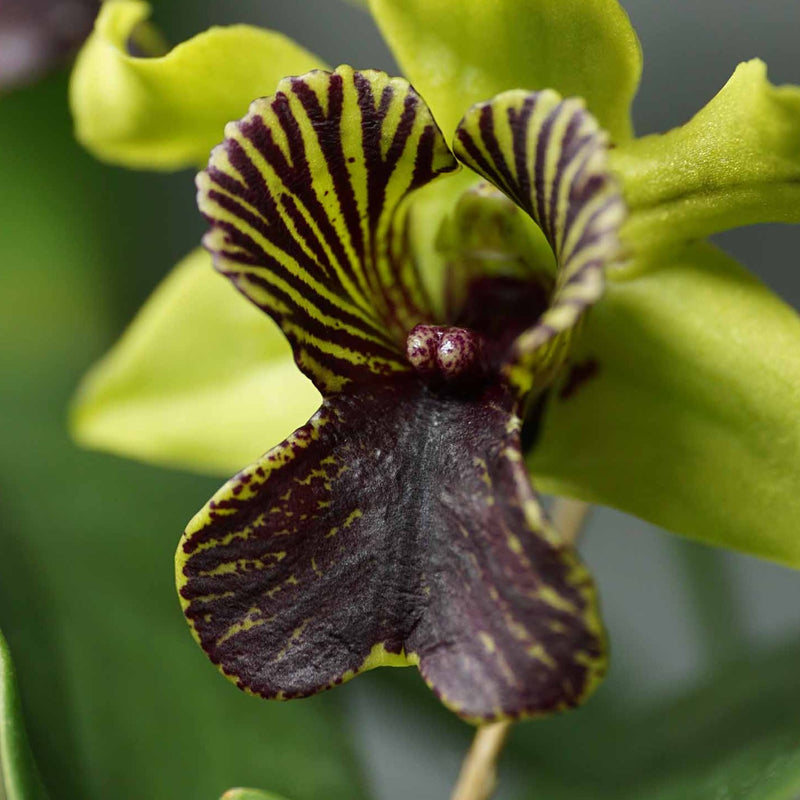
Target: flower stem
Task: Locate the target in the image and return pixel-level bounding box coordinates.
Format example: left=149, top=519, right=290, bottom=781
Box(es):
left=450, top=721, right=512, bottom=800
left=449, top=498, right=592, bottom=800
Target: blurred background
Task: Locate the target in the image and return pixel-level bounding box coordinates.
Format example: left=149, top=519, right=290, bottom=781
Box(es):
left=2, top=1, right=800, bottom=799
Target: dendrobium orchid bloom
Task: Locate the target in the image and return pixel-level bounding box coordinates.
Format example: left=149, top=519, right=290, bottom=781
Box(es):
left=70, top=0, right=800, bottom=720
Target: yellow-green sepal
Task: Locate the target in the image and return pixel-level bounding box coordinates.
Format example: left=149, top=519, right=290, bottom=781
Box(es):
left=529, top=242, right=800, bottom=568
left=70, top=248, right=320, bottom=475
left=368, top=0, right=641, bottom=143
left=613, top=61, right=800, bottom=251
left=0, top=631, right=49, bottom=800
left=70, top=0, right=327, bottom=170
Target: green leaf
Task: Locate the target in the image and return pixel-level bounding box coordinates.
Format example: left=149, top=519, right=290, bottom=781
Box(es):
left=529, top=241, right=800, bottom=567
left=0, top=631, right=48, bottom=800
left=613, top=60, right=800, bottom=251
left=368, top=0, right=641, bottom=143
left=509, top=635, right=800, bottom=799
left=70, top=0, right=327, bottom=170
left=221, top=791, right=291, bottom=800
left=71, top=247, right=320, bottom=476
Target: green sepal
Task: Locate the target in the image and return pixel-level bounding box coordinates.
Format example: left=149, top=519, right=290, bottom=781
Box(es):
left=70, top=248, right=319, bottom=475
left=613, top=60, right=800, bottom=251
left=0, top=631, right=48, bottom=800
left=368, top=0, right=641, bottom=142
left=529, top=242, right=800, bottom=568
left=70, top=0, right=327, bottom=170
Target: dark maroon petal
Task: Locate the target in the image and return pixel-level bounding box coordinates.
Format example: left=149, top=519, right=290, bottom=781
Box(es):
left=177, top=379, right=605, bottom=721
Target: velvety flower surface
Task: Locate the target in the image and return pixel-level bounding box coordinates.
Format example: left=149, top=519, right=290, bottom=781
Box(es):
left=69, top=0, right=800, bottom=717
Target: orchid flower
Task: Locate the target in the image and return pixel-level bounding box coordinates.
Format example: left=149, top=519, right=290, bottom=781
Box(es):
left=70, top=0, right=800, bottom=722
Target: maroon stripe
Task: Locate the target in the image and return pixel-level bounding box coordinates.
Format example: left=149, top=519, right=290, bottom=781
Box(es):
left=477, top=104, right=518, bottom=203
left=508, top=96, right=536, bottom=215
left=293, top=75, right=367, bottom=272
left=549, top=122, right=590, bottom=248
left=206, top=187, right=328, bottom=285
left=205, top=213, right=392, bottom=348
left=455, top=127, right=497, bottom=188
left=231, top=270, right=403, bottom=360
left=272, top=89, right=362, bottom=290
left=533, top=102, right=560, bottom=244
left=353, top=72, right=391, bottom=306
left=238, top=101, right=353, bottom=290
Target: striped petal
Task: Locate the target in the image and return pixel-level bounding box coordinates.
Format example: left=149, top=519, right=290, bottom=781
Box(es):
left=177, top=379, right=605, bottom=722
left=198, top=66, right=459, bottom=394
left=454, top=90, right=626, bottom=397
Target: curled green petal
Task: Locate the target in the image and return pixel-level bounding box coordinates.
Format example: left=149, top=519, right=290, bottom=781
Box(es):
left=70, top=0, right=326, bottom=170
left=454, top=90, right=625, bottom=396
left=369, top=0, right=641, bottom=142
left=71, top=248, right=319, bottom=475
left=529, top=242, right=800, bottom=568
left=0, top=631, right=48, bottom=800
left=614, top=60, right=800, bottom=251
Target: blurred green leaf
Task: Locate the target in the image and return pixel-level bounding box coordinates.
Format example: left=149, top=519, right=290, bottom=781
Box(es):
left=508, top=636, right=800, bottom=799
left=0, top=72, right=367, bottom=800
left=221, top=790, right=291, bottom=800
left=0, top=630, right=49, bottom=800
